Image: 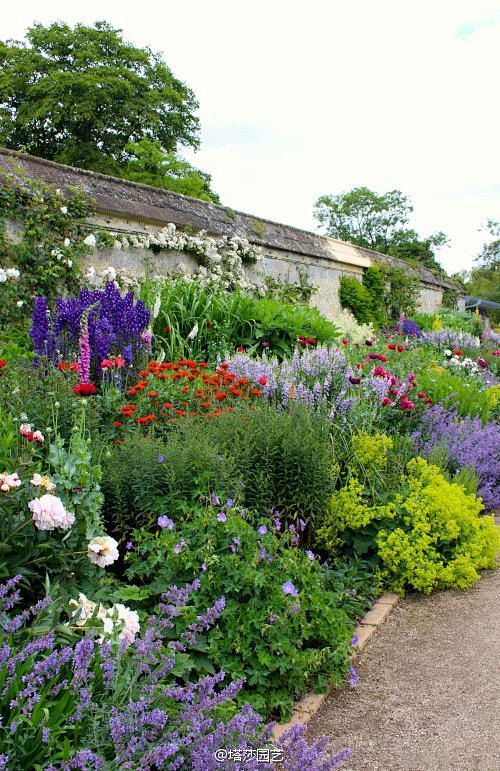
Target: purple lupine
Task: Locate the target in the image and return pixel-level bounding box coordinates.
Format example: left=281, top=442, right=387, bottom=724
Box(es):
left=30, top=283, right=150, bottom=377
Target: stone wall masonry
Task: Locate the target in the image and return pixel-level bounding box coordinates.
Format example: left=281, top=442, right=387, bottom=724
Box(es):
left=0, top=147, right=463, bottom=318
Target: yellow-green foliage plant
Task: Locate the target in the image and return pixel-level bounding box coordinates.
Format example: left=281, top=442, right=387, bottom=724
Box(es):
left=317, top=453, right=499, bottom=595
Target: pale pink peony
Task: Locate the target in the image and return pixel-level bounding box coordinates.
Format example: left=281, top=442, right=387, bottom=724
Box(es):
left=102, top=603, right=140, bottom=645
left=87, top=535, right=119, bottom=568
left=0, top=472, right=22, bottom=492
left=19, top=423, right=32, bottom=437
left=32, top=430, right=45, bottom=443
left=28, top=494, right=75, bottom=530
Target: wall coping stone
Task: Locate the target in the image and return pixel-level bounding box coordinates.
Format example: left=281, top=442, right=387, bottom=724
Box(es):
left=0, top=147, right=460, bottom=291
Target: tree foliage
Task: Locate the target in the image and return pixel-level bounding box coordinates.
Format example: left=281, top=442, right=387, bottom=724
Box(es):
left=452, top=220, right=500, bottom=308
left=0, top=21, right=219, bottom=201
left=314, top=186, right=447, bottom=274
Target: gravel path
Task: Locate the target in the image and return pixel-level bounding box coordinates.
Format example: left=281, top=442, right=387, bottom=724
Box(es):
left=307, top=568, right=500, bottom=771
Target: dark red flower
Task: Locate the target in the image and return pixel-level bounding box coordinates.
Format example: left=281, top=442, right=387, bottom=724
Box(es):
left=387, top=344, right=396, bottom=350
left=259, top=376, right=267, bottom=386
left=397, top=345, right=404, bottom=352
left=365, top=339, right=373, bottom=346
left=73, top=383, right=97, bottom=397
left=453, top=349, right=462, bottom=356
left=349, top=376, right=361, bottom=385
left=341, top=339, right=349, bottom=345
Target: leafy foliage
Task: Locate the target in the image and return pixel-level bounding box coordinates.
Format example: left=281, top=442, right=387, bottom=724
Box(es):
left=0, top=21, right=199, bottom=173
left=126, top=504, right=353, bottom=718
left=314, top=186, right=448, bottom=273
left=316, top=455, right=499, bottom=594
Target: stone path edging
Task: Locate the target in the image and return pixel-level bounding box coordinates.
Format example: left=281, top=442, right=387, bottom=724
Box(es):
left=273, top=592, right=400, bottom=740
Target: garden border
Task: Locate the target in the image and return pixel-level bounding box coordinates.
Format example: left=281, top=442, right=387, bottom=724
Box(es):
left=273, top=592, right=400, bottom=740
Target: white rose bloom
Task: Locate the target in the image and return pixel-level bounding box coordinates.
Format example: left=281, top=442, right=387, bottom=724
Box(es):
left=60, top=206, right=68, bottom=215
left=87, top=535, right=119, bottom=568
left=6, top=268, right=20, bottom=280
left=83, top=234, right=97, bottom=247
left=69, top=593, right=106, bottom=626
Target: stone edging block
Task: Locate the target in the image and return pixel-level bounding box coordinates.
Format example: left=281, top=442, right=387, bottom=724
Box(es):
left=272, top=593, right=400, bottom=740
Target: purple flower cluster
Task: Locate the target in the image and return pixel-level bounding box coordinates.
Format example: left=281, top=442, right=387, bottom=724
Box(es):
left=413, top=404, right=500, bottom=510
left=420, top=329, right=481, bottom=351
left=227, top=347, right=357, bottom=415
left=0, top=578, right=349, bottom=769
left=30, top=283, right=150, bottom=374
left=395, top=316, right=422, bottom=338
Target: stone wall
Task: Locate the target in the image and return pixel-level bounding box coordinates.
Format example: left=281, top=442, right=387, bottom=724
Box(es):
left=0, top=147, right=462, bottom=318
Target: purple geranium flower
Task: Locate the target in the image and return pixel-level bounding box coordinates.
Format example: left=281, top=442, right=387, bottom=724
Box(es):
left=158, top=515, right=174, bottom=529
left=217, top=512, right=227, bottom=522
left=282, top=581, right=298, bottom=597
left=258, top=525, right=267, bottom=535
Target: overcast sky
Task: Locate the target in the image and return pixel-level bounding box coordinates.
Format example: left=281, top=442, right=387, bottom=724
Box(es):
left=3, top=0, right=500, bottom=272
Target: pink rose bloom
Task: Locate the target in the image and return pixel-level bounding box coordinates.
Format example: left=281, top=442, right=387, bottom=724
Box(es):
left=29, top=494, right=75, bottom=530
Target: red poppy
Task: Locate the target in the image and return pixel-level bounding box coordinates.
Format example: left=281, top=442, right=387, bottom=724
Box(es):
left=101, top=359, right=114, bottom=369
left=114, top=356, right=126, bottom=368
left=341, top=339, right=349, bottom=345
left=215, top=393, right=227, bottom=401
left=73, top=383, right=97, bottom=397
left=387, top=344, right=396, bottom=350
left=113, top=421, right=121, bottom=427
left=237, top=346, right=245, bottom=352
left=0, top=360, right=6, bottom=368
left=397, top=345, right=404, bottom=352
left=164, top=326, right=171, bottom=333
left=259, top=376, right=267, bottom=386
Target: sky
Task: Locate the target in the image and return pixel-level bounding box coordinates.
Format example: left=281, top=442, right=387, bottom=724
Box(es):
left=3, top=0, right=500, bottom=273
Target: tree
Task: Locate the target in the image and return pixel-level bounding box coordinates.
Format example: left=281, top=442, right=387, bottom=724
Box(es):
left=123, top=139, right=220, bottom=203
left=0, top=21, right=218, bottom=201
left=453, top=220, right=500, bottom=307
left=313, top=186, right=448, bottom=273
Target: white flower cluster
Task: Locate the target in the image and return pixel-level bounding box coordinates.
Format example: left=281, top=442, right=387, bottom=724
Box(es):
left=69, top=593, right=140, bottom=646
left=333, top=308, right=375, bottom=344
left=0, top=266, right=20, bottom=283
left=443, top=352, right=480, bottom=375
left=82, top=223, right=264, bottom=291
left=84, top=264, right=139, bottom=290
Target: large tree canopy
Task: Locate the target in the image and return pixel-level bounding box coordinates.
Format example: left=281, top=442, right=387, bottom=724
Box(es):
left=0, top=21, right=219, bottom=201
left=313, top=186, right=448, bottom=274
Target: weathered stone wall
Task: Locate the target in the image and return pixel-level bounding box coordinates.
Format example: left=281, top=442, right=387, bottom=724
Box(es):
left=0, top=147, right=463, bottom=319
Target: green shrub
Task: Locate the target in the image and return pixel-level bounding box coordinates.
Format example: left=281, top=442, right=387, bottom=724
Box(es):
left=100, top=429, right=240, bottom=536
left=362, top=265, right=387, bottom=325
left=316, top=457, right=499, bottom=594
left=125, top=504, right=353, bottom=718
left=339, top=276, right=373, bottom=324
left=198, top=403, right=336, bottom=527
